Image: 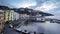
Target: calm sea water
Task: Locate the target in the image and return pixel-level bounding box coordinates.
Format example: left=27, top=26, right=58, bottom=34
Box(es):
left=15, top=21, right=60, bottom=34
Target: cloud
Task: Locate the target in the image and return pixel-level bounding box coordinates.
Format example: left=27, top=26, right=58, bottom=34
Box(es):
left=35, top=2, right=57, bottom=12
left=9, top=0, right=37, bottom=8
left=0, top=0, right=37, bottom=8
left=35, top=0, right=60, bottom=19
left=16, top=2, right=37, bottom=8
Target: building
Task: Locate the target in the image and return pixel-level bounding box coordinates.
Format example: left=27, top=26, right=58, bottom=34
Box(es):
left=4, top=10, right=20, bottom=22
left=14, top=8, right=53, bottom=23
left=0, top=10, right=4, bottom=31
left=0, top=10, right=4, bottom=21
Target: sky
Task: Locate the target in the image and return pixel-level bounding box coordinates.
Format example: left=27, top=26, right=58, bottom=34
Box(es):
left=0, top=0, right=60, bottom=19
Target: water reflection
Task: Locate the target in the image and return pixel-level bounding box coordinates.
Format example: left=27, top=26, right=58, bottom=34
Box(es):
left=37, top=21, right=60, bottom=34
left=15, top=22, right=60, bottom=34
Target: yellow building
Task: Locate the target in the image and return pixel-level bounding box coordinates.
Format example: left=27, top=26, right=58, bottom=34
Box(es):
left=4, top=10, right=9, bottom=21
left=4, top=10, right=15, bottom=22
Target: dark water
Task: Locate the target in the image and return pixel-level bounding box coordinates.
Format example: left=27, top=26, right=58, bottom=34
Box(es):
left=15, top=21, right=60, bottom=34
left=4, top=21, right=60, bottom=34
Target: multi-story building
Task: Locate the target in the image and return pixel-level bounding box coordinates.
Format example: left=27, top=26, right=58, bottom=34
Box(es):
left=0, top=10, right=4, bottom=21
left=4, top=10, right=20, bottom=22
left=0, top=10, right=4, bottom=31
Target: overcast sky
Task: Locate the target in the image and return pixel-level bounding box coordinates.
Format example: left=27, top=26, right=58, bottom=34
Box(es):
left=0, top=0, right=60, bottom=19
